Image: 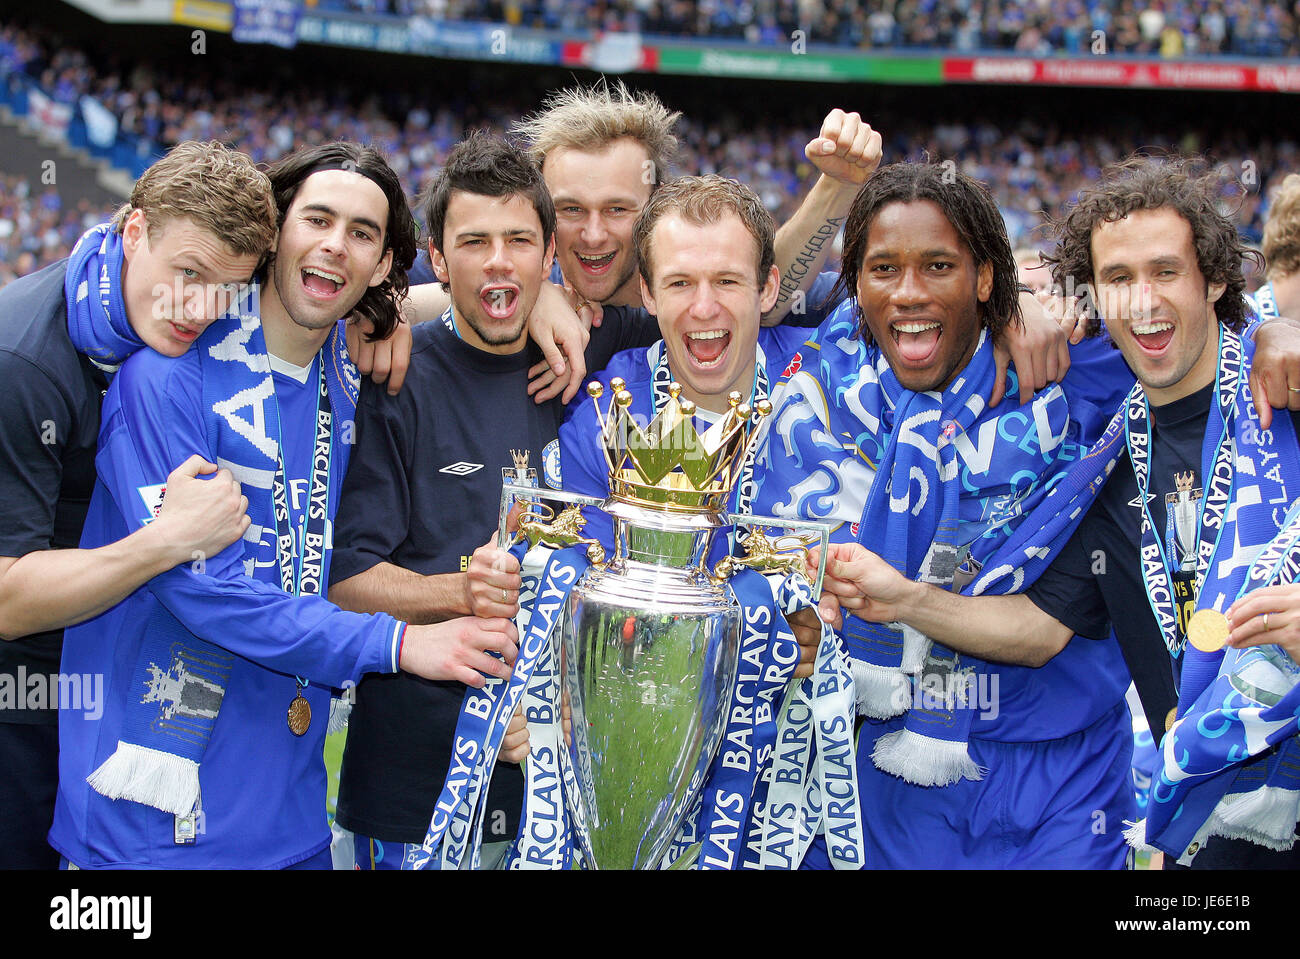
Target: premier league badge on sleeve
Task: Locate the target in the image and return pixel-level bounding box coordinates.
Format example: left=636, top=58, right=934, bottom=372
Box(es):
left=136, top=483, right=167, bottom=525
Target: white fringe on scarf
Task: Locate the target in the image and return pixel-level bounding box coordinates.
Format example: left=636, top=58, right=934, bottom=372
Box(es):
left=900, top=625, right=931, bottom=676
left=1123, top=787, right=1299, bottom=860
left=1122, top=818, right=1150, bottom=851
left=852, top=660, right=909, bottom=719
left=1205, top=787, right=1300, bottom=851
left=871, top=727, right=985, bottom=786
left=87, top=743, right=200, bottom=816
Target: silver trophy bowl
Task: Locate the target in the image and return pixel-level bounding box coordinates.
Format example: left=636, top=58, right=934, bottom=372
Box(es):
left=557, top=499, right=739, bottom=869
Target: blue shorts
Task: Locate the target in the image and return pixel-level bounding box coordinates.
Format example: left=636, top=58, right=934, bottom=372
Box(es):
left=801, top=702, right=1135, bottom=869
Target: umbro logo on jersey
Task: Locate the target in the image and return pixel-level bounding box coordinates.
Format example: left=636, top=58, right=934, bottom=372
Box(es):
left=440, top=462, right=484, bottom=476
left=1127, top=491, right=1157, bottom=511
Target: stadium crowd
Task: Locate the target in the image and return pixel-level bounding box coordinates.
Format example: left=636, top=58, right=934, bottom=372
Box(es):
left=321, top=0, right=1300, bottom=58
left=2, top=17, right=1295, bottom=284
left=0, top=173, right=115, bottom=285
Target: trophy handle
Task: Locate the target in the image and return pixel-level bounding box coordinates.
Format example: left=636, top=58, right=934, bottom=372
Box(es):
left=721, top=513, right=832, bottom=599
left=497, top=470, right=538, bottom=549
left=497, top=481, right=606, bottom=556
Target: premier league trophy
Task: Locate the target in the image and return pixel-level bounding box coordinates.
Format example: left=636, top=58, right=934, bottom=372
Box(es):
left=490, top=379, right=830, bottom=869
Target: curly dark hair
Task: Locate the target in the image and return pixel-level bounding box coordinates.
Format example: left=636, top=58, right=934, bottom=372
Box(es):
left=267, top=141, right=417, bottom=342
left=831, top=161, right=1022, bottom=342
left=1045, top=154, right=1261, bottom=336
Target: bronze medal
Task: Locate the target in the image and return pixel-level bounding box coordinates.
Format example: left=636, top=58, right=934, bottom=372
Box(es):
left=287, top=694, right=311, bottom=736
left=1188, top=609, right=1231, bottom=654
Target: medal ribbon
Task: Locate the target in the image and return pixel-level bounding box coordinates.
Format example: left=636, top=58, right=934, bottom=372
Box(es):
left=1127, top=324, right=1240, bottom=659
left=1246, top=500, right=1300, bottom=592
left=1252, top=283, right=1280, bottom=323
left=268, top=360, right=333, bottom=601
left=269, top=360, right=333, bottom=708
left=650, top=340, right=770, bottom=523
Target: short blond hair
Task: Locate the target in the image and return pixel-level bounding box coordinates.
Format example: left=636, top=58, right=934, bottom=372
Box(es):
left=634, top=174, right=775, bottom=286
left=112, top=140, right=276, bottom=258
left=1263, top=173, right=1300, bottom=281
left=512, top=80, right=681, bottom=187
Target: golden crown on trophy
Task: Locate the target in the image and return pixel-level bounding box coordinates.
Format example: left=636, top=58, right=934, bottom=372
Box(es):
left=587, top=378, right=772, bottom=512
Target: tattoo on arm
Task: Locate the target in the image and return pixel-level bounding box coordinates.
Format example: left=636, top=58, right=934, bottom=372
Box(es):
left=774, top=215, right=843, bottom=312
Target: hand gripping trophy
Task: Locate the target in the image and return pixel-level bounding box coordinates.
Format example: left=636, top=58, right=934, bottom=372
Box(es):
left=413, top=379, right=861, bottom=870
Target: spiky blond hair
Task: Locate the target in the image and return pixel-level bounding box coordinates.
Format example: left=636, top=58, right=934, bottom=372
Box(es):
left=1263, top=173, right=1300, bottom=280
left=512, top=79, right=680, bottom=187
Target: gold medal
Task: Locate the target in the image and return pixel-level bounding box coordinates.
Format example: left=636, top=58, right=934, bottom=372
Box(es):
left=1165, top=707, right=1178, bottom=732
left=287, top=693, right=311, bottom=736
left=1188, top=609, right=1231, bottom=654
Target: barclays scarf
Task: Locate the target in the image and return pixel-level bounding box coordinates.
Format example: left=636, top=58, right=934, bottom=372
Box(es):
left=1128, top=328, right=1300, bottom=859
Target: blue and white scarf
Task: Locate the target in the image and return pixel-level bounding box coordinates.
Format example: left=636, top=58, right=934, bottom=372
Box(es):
left=1128, top=329, right=1300, bottom=859
left=1146, top=506, right=1300, bottom=858
left=64, top=223, right=144, bottom=369
left=86, top=283, right=361, bottom=815
left=756, top=303, right=1090, bottom=785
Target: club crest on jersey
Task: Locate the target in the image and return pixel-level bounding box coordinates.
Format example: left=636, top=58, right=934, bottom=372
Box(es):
left=850, top=521, right=860, bottom=537
left=782, top=352, right=803, bottom=379
left=137, top=483, right=167, bottom=525
left=543, top=439, right=562, bottom=490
